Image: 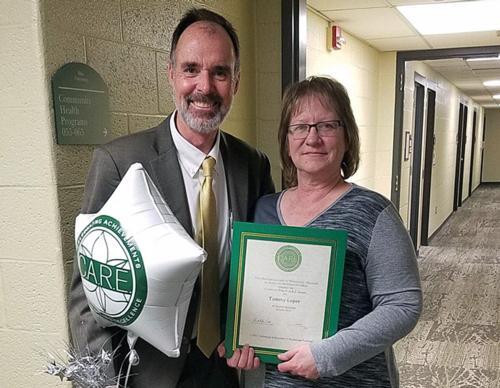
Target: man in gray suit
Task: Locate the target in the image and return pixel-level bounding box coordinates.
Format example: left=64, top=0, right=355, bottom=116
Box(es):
left=69, top=8, right=274, bottom=387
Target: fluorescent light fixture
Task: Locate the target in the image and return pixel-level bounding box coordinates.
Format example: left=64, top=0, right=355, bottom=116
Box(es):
left=398, top=0, right=500, bottom=35
left=494, top=94, right=500, bottom=99
left=466, top=55, right=500, bottom=62
left=483, top=80, right=500, bottom=87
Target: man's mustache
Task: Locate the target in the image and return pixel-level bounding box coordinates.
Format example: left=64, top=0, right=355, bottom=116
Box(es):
left=186, top=92, right=222, bottom=107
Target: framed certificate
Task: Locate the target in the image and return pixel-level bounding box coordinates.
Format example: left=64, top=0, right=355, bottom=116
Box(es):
left=224, top=221, right=347, bottom=364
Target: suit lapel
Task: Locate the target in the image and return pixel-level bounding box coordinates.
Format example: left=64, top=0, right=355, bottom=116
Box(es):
left=220, top=131, right=248, bottom=222
left=147, top=117, right=193, bottom=236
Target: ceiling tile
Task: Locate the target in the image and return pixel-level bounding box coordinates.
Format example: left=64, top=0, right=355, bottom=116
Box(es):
left=426, top=31, right=500, bottom=49
left=450, top=80, right=484, bottom=88
left=387, top=0, right=464, bottom=5
left=322, top=8, right=415, bottom=40
left=422, top=58, right=467, bottom=69
left=307, top=0, right=500, bottom=107
left=367, top=36, right=429, bottom=51
left=471, top=95, right=495, bottom=101
left=468, top=60, right=500, bottom=70
left=455, top=86, right=488, bottom=95
left=443, top=71, right=475, bottom=80
left=472, top=68, right=500, bottom=78
left=308, top=0, right=387, bottom=11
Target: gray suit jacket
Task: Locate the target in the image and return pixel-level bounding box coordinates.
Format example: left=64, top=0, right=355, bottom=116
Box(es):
left=68, top=116, right=275, bottom=387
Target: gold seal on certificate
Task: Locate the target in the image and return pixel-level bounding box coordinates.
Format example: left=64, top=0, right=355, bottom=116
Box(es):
left=225, top=222, right=347, bottom=364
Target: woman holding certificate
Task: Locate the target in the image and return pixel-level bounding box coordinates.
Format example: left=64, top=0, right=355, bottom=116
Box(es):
left=245, top=76, right=422, bottom=387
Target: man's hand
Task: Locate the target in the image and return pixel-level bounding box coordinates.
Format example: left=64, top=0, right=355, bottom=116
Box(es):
left=276, top=344, right=319, bottom=379
left=217, top=342, right=260, bottom=370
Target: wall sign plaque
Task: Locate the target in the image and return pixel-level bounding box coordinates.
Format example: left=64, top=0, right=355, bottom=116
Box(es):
left=52, top=63, right=110, bottom=145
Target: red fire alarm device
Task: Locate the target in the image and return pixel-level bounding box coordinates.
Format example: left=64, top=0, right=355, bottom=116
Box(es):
left=328, top=25, right=344, bottom=50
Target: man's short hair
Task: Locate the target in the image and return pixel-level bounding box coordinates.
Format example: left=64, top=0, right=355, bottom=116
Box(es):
left=170, top=8, right=240, bottom=73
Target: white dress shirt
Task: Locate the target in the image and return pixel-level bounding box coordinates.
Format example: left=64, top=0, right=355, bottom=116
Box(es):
left=169, top=113, right=231, bottom=289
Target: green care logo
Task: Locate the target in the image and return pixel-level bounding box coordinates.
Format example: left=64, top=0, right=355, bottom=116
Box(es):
left=275, top=245, right=302, bottom=272
left=76, top=215, right=147, bottom=326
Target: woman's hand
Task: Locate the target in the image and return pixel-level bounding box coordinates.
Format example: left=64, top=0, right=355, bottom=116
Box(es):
left=277, top=344, right=319, bottom=379
left=217, top=342, right=261, bottom=370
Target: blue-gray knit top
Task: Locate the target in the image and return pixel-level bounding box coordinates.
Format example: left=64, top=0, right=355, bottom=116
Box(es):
left=253, top=184, right=422, bottom=388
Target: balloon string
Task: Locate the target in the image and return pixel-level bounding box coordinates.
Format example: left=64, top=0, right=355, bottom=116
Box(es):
left=115, top=333, right=139, bottom=388
left=123, top=355, right=134, bottom=388
left=115, top=348, right=130, bottom=388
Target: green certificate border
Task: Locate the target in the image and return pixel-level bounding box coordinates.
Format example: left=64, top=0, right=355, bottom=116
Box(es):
left=224, top=221, right=347, bottom=364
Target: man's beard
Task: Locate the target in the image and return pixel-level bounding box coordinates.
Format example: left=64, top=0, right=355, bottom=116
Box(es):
left=177, top=92, right=230, bottom=134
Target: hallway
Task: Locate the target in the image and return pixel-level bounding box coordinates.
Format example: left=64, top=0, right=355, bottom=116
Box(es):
left=395, top=184, right=500, bottom=387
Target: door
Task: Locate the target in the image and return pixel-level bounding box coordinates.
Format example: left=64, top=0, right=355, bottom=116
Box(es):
left=454, top=104, right=467, bottom=210
left=420, top=88, right=436, bottom=246
left=468, top=110, right=477, bottom=196
left=409, top=82, right=425, bottom=249
left=480, top=115, right=486, bottom=182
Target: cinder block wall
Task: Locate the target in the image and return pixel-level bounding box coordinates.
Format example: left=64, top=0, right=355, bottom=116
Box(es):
left=42, top=0, right=263, bottom=296
left=0, top=0, right=281, bottom=386
left=0, top=0, right=71, bottom=386
left=255, top=0, right=282, bottom=186
left=306, top=10, right=393, bottom=197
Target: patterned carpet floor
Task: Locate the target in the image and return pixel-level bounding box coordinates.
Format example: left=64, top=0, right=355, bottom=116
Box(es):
left=395, top=184, right=500, bottom=387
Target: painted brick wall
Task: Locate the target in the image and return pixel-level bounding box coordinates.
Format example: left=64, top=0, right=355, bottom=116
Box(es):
left=42, top=0, right=265, bottom=300
left=0, top=0, right=70, bottom=386
left=0, top=0, right=278, bottom=385
left=306, top=10, right=394, bottom=197
left=255, top=0, right=282, bottom=186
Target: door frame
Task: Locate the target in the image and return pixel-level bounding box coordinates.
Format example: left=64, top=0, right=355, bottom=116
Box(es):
left=468, top=109, right=478, bottom=196
left=281, top=0, right=306, bottom=188
left=480, top=115, right=487, bottom=182
left=420, top=88, right=436, bottom=246
left=281, top=0, right=306, bottom=93
left=409, top=81, right=426, bottom=249
left=392, top=46, right=500, bottom=208
left=454, top=103, right=468, bottom=210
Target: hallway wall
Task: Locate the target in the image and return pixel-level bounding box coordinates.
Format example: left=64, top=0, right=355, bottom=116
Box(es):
left=483, top=109, right=500, bottom=182
left=401, top=62, right=484, bottom=238
left=306, top=10, right=396, bottom=199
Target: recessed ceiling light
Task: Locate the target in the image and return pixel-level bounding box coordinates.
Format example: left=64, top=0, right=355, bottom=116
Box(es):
left=466, top=55, right=500, bottom=62
left=397, top=0, right=500, bottom=35
left=483, top=80, right=500, bottom=87
left=494, top=94, right=500, bottom=99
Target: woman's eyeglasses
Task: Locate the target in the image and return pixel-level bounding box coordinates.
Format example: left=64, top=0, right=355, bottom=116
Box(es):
left=288, top=120, right=343, bottom=140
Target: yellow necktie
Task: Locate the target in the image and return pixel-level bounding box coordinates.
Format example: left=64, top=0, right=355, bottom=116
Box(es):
left=196, top=156, right=220, bottom=357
